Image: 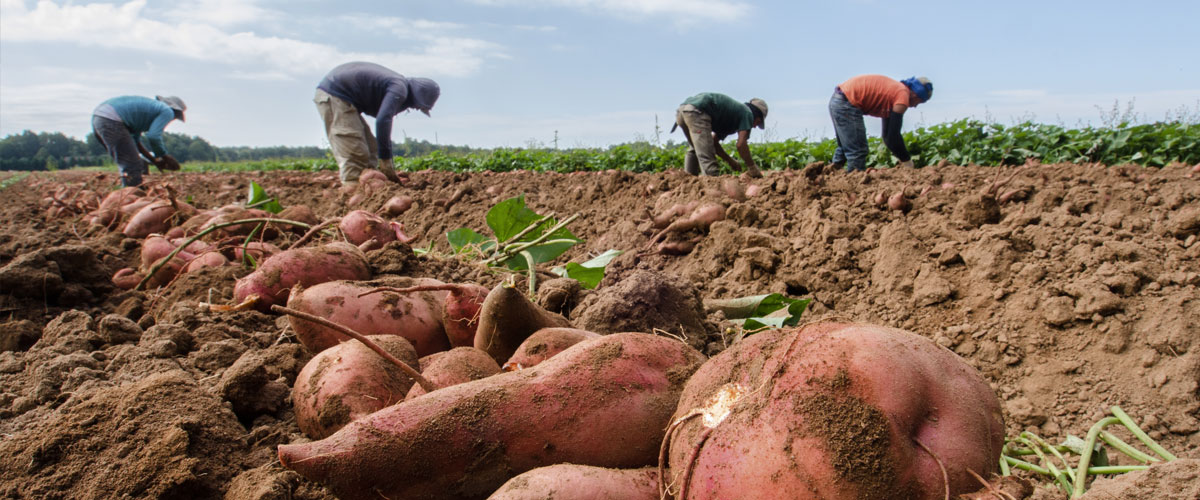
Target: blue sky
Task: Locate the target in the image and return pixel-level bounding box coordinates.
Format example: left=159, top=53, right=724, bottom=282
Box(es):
left=1, top=0, right=1197, bottom=149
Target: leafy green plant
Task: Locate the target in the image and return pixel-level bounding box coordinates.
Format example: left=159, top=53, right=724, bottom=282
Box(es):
left=447, top=195, right=582, bottom=295
left=706, top=293, right=811, bottom=344
left=245, top=181, right=283, bottom=213
left=1001, top=406, right=1176, bottom=498
left=551, top=249, right=622, bottom=289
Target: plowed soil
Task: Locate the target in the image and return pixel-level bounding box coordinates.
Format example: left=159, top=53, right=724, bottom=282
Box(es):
left=1, top=162, right=1197, bottom=499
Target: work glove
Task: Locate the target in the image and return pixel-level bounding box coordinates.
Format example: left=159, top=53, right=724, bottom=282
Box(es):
left=898, top=160, right=915, bottom=169
left=154, top=155, right=181, bottom=172
left=377, top=158, right=401, bottom=183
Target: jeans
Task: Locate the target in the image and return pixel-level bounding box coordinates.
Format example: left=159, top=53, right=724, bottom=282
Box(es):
left=676, top=104, right=720, bottom=176
left=315, top=88, right=378, bottom=183
left=92, top=115, right=146, bottom=187
left=829, top=90, right=868, bottom=172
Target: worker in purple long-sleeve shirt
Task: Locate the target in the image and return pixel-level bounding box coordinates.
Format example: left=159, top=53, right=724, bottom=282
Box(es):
left=315, top=62, right=441, bottom=187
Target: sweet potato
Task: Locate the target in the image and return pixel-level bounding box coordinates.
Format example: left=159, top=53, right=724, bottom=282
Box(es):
left=182, top=251, right=228, bottom=273
left=278, top=332, right=706, bottom=500
left=502, top=327, right=600, bottom=371
left=661, top=322, right=1005, bottom=500
left=123, top=199, right=196, bottom=238
left=293, top=335, right=420, bottom=439
left=489, top=465, right=661, bottom=500
left=474, top=284, right=573, bottom=364
left=404, top=346, right=500, bottom=400
left=362, top=283, right=491, bottom=348
left=339, top=209, right=415, bottom=246
left=287, top=277, right=450, bottom=356
left=111, top=268, right=143, bottom=290
left=381, top=196, right=414, bottom=217
left=233, top=242, right=371, bottom=312
left=228, top=241, right=281, bottom=262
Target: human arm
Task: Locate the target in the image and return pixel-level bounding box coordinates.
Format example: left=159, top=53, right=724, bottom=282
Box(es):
left=734, top=130, right=763, bottom=177
left=141, top=108, right=175, bottom=159
left=881, top=112, right=911, bottom=163
left=373, top=85, right=410, bottom=161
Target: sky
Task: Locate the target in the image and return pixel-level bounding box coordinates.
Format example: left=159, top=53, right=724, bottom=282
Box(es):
left=1, top=0, right=1198, bottom=150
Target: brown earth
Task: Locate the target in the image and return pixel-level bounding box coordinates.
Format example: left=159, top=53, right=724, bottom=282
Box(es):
left=0, top=162, right=1198, bottom=499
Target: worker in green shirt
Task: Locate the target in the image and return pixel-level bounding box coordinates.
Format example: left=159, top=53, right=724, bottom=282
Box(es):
left=673, top=93, right=767, bottom=178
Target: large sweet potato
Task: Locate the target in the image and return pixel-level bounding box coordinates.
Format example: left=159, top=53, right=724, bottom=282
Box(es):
left=293, top=335, right=420, bottom=439
left=233, top=242, right=371, bottom=312
left=489, top=465, right=660, bottom=500
left=287, top=277, right=450, bottom=356
left=339, top=209, right=414, bottom=247
left=278, top=332, right=706, bottom=500
left=662, top=322, right=1005, bottom=500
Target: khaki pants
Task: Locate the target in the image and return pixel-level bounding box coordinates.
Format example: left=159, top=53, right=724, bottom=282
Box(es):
left=675, top=104, right=720, bottom=176
left=315, top=88, right=378, bottom=183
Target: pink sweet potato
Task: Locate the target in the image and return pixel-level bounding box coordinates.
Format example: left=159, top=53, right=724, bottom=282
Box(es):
left=233, top=242, right=371, bottom=312
left=293, top=335, right=420, bottom=439
left=474, top=284, right=572, bottom=364
left=381, top=195, right=414, bottom=217
left=111, top=268, right=143, bottom=290
left=287, top=277, right=450, bottom=356
left=404, top=346, right=500, bottom=400
left=339, top=209, right=414, bottom=246
left=661, top=322, right=1005, bottom=500
left=122, top=199, right=196, bottom=238
left=278, top=332, right=706, bottom=500
left=361, top=283, right=490, bottom=348
left=489, top=465, right=661, bottom=500
left=502, top=327, right=601, bottom=371
left=182, top=251, right=228, bottom=273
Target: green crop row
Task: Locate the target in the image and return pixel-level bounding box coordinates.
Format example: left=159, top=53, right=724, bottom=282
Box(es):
left=176, top=118, right=1199, bottom=175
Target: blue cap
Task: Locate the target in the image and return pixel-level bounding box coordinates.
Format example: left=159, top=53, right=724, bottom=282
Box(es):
left=901, top=77, right=933, bottom=102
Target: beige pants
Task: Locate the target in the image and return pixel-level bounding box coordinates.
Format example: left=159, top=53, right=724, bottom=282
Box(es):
left=676, top=104, right=719, bottom=176
left=315, top=88, right=378, bottom=183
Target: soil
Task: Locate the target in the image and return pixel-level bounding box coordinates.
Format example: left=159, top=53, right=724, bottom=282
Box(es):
left=1, top=162, right=1198, bottom=499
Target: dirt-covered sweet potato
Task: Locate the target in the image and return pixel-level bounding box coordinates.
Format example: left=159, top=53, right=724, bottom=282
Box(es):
left=286, top=277, right=449, bottom=356
left=122, top=199, right=196, bottom=238
left=233, top=242, right=371, bottom=312
left=361, top=283, right=490, bottom=348
left=474, top=284, right=572, bottom=364
left=293, top=335, right=420, bottom=439
left=404, top=346, right=500, bottom=400
left=182, top=251, right=228, bottom=273
left=489, top=465, right=660, bottom=500
left=661, top=322, right=1005, bottom=500
left=278, top=332, right=706, bottom=500
left=502, top=327, right=600, bottom=371
left=339, top=210, right=414, bottom=247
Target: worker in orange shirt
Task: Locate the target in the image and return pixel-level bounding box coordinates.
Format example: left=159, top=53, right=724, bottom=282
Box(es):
left=829, top=75, right=932, bottom=172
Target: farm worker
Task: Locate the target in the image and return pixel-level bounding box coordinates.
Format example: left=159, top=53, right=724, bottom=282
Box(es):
left=829, top=75, right=933, bottom=172
left=673, top=93, right=767, bottom=178
left=90, top=95, right=185, bottom=187
left=315, top=61, right=441, bottom=188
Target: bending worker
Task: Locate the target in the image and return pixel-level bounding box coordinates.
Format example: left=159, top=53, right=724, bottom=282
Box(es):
left=90, top=95, right=185, bottom=187
left=674, top=92, right=767, bottom=178
left=315, top=61, right=441, bottom=188
left=829, top=75, right=933, bottom=172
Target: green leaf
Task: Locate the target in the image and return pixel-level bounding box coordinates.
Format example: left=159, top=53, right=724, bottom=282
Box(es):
left=500, top=238, right=579, bottom=271
left=245, top=181, right=284, bottom=213
left=552, top=249, right=622, bottom=289
left=486, top=195, right=542, bottom=242
left=447, top=227, right=488, bottom=253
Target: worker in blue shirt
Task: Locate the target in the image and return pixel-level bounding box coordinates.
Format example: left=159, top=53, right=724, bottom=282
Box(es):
left=91, top=95, right=185, bottom=187
left=315, top=62, right=440, bottom=188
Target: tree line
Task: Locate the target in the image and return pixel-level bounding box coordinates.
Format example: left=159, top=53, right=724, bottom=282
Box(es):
left=0, top=130, right=476, bottom=171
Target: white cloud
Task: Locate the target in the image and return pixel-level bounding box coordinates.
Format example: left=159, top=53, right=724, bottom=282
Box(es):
left=468, top=0, right=749, bottom=23
left=164, top=0, right=276, bottom=27
left=0, top=0, right=503, bottom=78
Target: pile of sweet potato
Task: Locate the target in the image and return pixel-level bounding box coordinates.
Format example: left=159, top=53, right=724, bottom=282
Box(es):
left=271, top=270, right=1007, bottom=500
